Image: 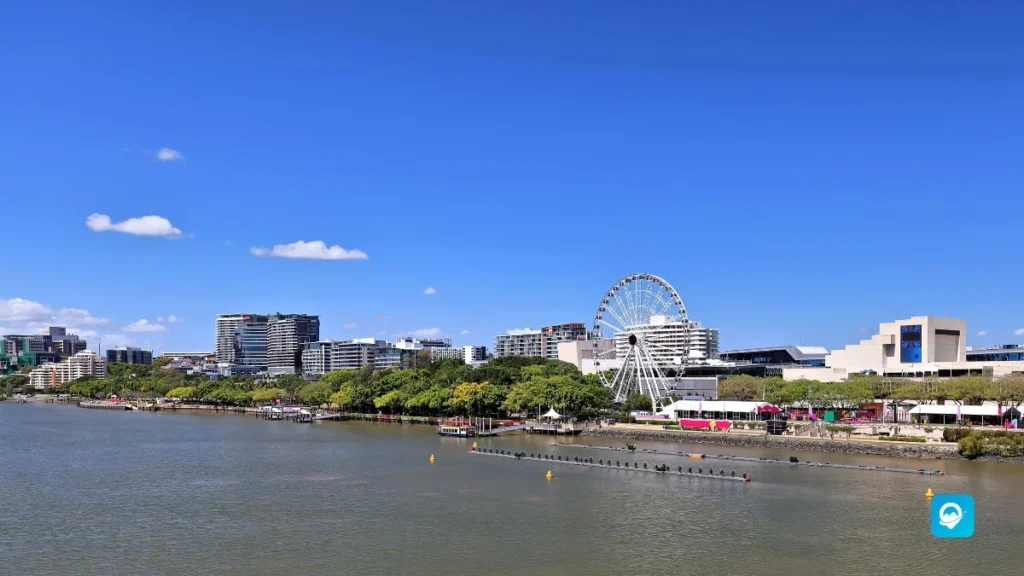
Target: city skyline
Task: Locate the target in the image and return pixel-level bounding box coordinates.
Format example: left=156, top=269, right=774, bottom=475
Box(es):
left=4, top=3, right=1024, bottom=354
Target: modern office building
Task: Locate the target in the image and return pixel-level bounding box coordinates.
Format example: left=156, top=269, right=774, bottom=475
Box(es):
left=463, top=345, right=487, bottom=363
left=159, top=351, right=215, bottom=361
left=541, top=323, right=587, bottom=359
left=215, top=314, right=270, bottom=368
left=267, top=313, right=320, bottom=375
left=28, top=350, right=107, bottom=389
left=48, top=327, right=88, bottom=356
left=495, top=328, right=543, bottom=358
left=106, top=347, right=153, bottom=365
left=720, top=345, right=829, bottom=367
left=967, top=345, right=1024, bottom=363
left=372, top=345, right=405, bottom=370
left=331, top=338, right=382, bottom=370
left=301, top=341, right=334, bottom=377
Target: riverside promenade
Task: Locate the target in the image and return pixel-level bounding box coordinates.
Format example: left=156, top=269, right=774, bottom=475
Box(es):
left=581, top=425, right=980, bottom=461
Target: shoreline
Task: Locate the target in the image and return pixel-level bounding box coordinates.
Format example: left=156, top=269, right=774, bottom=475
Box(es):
left=580, top=427, right=1024, bottom=464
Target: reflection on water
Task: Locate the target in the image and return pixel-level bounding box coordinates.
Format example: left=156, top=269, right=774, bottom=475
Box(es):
left=2, top=402, right=1021, bottom=576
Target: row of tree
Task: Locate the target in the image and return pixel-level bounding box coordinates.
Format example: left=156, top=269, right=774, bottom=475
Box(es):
left=39, top=356, right=613, bottom=417
left=716, top=373, right=1024, bottom=413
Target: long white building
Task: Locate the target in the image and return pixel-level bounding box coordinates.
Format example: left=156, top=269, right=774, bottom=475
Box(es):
left=783, top=315, right=1024, bottom=382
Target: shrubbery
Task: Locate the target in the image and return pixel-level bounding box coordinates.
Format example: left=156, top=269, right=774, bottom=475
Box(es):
left=956, top=430, right=1024, bottom=459
left=943, top=427, right=973, bottom=442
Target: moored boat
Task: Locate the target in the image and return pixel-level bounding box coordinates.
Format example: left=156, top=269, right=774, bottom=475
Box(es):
left=438, top=419, right=476, bottom=437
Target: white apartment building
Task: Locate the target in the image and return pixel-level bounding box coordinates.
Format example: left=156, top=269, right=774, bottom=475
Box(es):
left=611, top=316, right=719, bottom=365
left=429, top=347, right=464, bottom=361
left=28, top=350, right=107, bottom=389
left=301, top=341, right=334, bottom=377
left=330, top=338, right=383, bottom=370
left=494, top=328, right=543, bottom=358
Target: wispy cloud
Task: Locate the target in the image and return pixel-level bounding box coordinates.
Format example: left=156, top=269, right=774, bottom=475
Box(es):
left=157, top=315, right=182, bottom=323
left=976, top=330, right=987, bottom=337
left=423, top=286, right=437, bottom=296
left=86, top=213, right=183, bottom=239
left=460, top=329, right=472, bottom=336
left=342, top=322, right=358, bottom=329
left=0, top=298, right=109, bottom=327
left=374, top=314, right=392, bottom=321
left=250, top=240, right=368, bottom=260
left=156, top=147, right=184, bottom=162
left=1015, top=328, right=1024, bottom=337
left=412, top=328, right=442, bottom=338
left=123, top=319, right=167, bottom=333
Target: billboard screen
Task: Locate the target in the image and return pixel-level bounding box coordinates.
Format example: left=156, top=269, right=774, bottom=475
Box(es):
left=900, top=324, right=922, bottom=363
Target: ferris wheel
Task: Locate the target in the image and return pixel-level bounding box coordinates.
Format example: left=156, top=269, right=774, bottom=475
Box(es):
left=591, top=273, right=690, bottom=406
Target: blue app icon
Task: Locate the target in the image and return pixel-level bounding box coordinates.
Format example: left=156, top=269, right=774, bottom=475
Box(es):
left=931, top=494, right=974, bottom=538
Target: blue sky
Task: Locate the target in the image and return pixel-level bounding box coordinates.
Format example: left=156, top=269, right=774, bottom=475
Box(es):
left=2, top=1, right=1024, bottom=354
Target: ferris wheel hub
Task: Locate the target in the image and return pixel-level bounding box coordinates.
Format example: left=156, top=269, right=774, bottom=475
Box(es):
left=627, top=333, right=637, bottom=346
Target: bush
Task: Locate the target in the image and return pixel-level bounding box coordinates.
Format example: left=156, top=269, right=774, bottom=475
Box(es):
left=958, top=432, right=985, bottom=459
left=956, top=430, right=1024, bottom=459
left=943, top=427, right=972, bottom=443
left=923, top=427, right=935, bottom=433
left=878, top=435, right=926, bottom=443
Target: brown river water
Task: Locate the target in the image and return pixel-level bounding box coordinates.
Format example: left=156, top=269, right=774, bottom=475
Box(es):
left=2, top=402, right=1021, bottom=575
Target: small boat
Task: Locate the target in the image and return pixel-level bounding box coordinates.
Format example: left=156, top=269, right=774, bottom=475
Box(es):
left=438, top=419, right=476, bottom=437
left=296, top=409, right=313, bottom=423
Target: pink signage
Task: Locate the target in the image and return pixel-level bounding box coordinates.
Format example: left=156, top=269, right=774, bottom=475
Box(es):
left=679, top=418, right=730, bottom=430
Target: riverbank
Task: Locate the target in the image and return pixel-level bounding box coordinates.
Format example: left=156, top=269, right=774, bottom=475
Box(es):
left=581, top=427, right=1024, bottom=464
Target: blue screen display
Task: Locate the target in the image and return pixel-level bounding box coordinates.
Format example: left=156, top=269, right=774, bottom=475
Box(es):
left=900, top=324, right=922, bottom=363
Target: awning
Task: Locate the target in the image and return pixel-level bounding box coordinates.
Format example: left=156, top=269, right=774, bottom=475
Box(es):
left=542, top=408, right=562, bottom=419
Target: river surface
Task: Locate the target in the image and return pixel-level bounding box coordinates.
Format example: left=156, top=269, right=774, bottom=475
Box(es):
left=2, top=402, right=1022, bottom=575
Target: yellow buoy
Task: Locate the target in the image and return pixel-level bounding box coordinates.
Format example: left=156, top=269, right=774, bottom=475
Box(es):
left=429, top=454, right=436, bottom=462
left=472, top=441, right=477, bottom=450
left=545, top=470, right=553, bottom=480
left=925, top=488, right=934, bottom=498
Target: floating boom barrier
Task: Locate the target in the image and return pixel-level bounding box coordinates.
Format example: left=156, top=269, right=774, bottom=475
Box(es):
left=551, top=443, right=945, bottom=476
left=468, top=447, right=750, bottom=482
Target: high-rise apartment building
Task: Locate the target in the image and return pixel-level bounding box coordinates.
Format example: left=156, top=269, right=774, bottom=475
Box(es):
left=428, top=347, right=464, bottom=361
left=215, top=314, right=270, bottom=368
left=687, top=320, right=720, bottom=360
left=3, top=327, right=87, bottom=367
left=494, top=328, right=543, bottom=358
left=541, top=323, right=587, bottom=359
left=106, top=347, right=153, bottom=365
left=464, top=345, right=488, bottom=363
left=495, top=324, right=586, bottom=359
left=267, top=314, right=320, bottom=375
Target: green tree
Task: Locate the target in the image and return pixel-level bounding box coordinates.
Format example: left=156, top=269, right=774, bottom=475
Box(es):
left=165, top=386, right=197, bottom=400
left=621, top=391, right=654, bottom=412
left=296, top=381, right=332, bottom=406
left=717, top=375, right=761, bottom=401
left=988, top=374, right=1024, bottom=415
left=406, top=386, right=451, bottom=415
left=251, top=388, right=287, bottom=403
left=374, top=389, right=411, bottom=413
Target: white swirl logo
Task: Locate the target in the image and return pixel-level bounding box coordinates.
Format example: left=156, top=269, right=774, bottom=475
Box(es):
left=938, top=502, right=964, bottom=529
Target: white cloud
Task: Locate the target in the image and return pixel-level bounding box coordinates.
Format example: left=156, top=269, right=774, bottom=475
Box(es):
left=423, top=287, right=437, bottom=296
left=976, top=330, right=987, bottom=337
left=56, top=308, right=109, bottom=326
left=460, top=329, right=472, bottom=335
left=0, top=299, right=108, bottom=328
left=123, top=319, right=167, bottom=333
left=166, top=315, right=182, bottom=323
left=99, top=334, right=133, bottom=350
left=156, top=147, right=184, bottom=162
left=342, top=322, right=358, bottom=329
left=412, top=328, right=442, bottom=338
left=0, top=298, right=53, bottom=323
left=86, top=213, right=183, bottom=239
left=1015, top=328, right=1024, bottom=337
left=250, top=240, right=368, bottom=260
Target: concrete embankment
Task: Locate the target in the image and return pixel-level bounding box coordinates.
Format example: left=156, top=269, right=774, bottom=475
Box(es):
left=581, top=427, right=971, bottom=460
